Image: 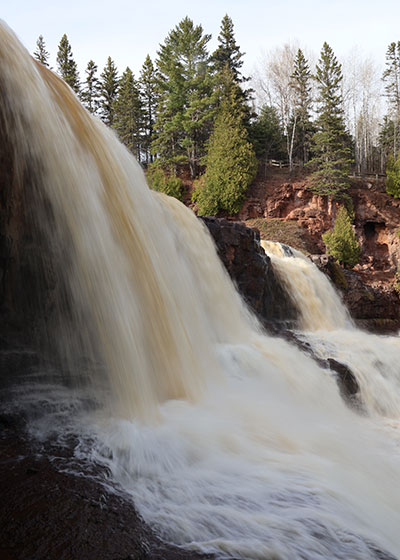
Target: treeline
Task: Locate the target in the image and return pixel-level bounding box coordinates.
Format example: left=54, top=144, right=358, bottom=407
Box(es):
left=33, top=19, right=400, bottom=204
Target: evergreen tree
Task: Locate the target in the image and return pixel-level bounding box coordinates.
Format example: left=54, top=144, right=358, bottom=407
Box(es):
left=322, top=206, right=360, bottom=268
left=290, top=49, right=313, bottom=164
left=386, top=153, right=400, bottom=197
left=211, top=15, right=253, bottom=126
left=309, top=43, right=352, bottom=196
left=56, top=34, right=80, bottom=94
left=211, top=14, right=245, bottom=82
left=34, top=35, right=50, bottom=67
left=153, top=17, right=215, bottom=178
left=192, top=68, right=257, bottom=216
left=139, top=55, right=158, bottom=164
left=249, top=105, right=285, bottom=161
left=81, top=60, right=101, bottom=114
left=382, top=41, right=400, bottom=158
left=100, top=57, right=119, bottom=126
left=113, top=67, right=143, bottom=160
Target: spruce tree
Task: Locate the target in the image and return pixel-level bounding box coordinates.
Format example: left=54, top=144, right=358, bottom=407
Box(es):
left=211, top=15, right=252, bottom=126
left=192, top=68, right=257, bottom=216
left=113, top=67, right=143, bottom=160
left=81, top=60, right=101, bottom=114
left=139, top=55, right=158, bottom=164
left=56, top=34, right=80, bottom=94
left=211, top=15, right=245, bottom=82
left=34, top=35, right=50, bottom=67
left=153, top=17, right=215, bottom=177
left=291, top=49, right=313, bottom=164
left=322, top=206, right=360, bottom=268
left=100, top=57, right=119, bottom=126
left=309, top=43, right=351, bottom=197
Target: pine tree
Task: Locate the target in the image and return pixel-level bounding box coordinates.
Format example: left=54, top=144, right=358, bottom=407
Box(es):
left=34, top=35, right=50, bottom=67
left=56, top=34, right=80, bottom=94
left=322, top=206, right=360, bottom=268
left=382, top=41, right=400, bottom=159
left=100, top=57, right=119, bottom=126
left=192, top=68, right=257, bottom=216
left=153, top=17, right=215, bottom=178
left=386, top=153, right=400, bottom=197
left=81, top=60, right=101, bottom=114
left=290, top=49, right=313, bottom=164
left=113, top=67, right=143, bottom=160
left=309, top=43, right=352, bottom=197
left=139, top=55, right=158, bottom=164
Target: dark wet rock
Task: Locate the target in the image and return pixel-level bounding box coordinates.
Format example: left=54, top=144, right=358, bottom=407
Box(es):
left=201, top=217, right=298, bottom=325
left=327, top=358, right=360, bottom=402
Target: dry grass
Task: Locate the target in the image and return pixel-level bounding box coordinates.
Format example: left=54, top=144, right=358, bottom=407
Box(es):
left=246, top=218, right=316, bottom=254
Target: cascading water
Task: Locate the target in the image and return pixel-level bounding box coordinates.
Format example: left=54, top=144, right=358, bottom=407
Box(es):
left=2, top=22, right=400, bottom=559
left=261, top=240, right=400, bottom=419
left=261, top=240, right=351, bottom=331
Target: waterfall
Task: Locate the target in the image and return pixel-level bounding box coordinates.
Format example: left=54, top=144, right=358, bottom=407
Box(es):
left=2, top=21, right=400, bottom=560
left=261, top=240, right=351, bottom=330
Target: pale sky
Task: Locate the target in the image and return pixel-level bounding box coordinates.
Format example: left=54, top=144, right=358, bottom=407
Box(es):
left=2, top=0, right=400, bottom=80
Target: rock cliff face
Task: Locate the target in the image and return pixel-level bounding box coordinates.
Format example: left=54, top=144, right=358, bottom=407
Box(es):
left=239, top=169, right=400, bottom=329
left=201, top=217, right=298, bottom=325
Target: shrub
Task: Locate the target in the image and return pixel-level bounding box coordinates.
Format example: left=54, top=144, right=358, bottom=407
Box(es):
left=322, top=206, right=360, bottom=268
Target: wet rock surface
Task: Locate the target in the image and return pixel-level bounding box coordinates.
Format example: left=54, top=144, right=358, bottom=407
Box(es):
left=312, top=255, right=400, bottom=333
left=201, top=217, right=298, bottom=324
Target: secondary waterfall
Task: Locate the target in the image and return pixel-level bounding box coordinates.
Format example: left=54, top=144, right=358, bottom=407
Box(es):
left=261, top=240, right=400, bottom=419
left=2, top=22, right=400, bottom=560
left=261, top=240, right=351, bottom=330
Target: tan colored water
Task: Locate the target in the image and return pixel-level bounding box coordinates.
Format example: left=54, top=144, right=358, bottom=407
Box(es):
left=2, top=22, right=400, bottom=559
left=261, top=240, right=351, bottom=330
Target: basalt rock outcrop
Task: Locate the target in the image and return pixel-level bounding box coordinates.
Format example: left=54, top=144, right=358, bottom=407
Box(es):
left=201, top=217, right=298, bottom=325
left=310, top=254, right=400, bottom=332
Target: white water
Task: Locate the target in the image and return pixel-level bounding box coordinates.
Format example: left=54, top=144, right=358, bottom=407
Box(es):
left=261, top=240, right=351, bottom=330
left=2, top=22, right=400, bottom=559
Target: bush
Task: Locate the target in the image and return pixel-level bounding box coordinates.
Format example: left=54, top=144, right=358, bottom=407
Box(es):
left=322, top=206, right=360, bottom=268
left=146, top=165, right=183, bottom=201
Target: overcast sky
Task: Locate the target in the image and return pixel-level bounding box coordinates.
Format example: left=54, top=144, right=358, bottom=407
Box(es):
left=2, top=0, right=400, bottom=79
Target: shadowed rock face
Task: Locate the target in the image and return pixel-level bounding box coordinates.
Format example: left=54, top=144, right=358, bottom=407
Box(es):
left=201, top=217, right=298, bottom=325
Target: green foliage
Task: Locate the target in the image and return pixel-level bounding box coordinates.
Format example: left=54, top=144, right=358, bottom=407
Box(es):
left=153, top=17, right=215, bottom=178
left=113, top=67, right=142, bottom=158
left=192, top=69, right=257, bottom=216
left=386, top=153, right=400, bottom=197
left=100, top=57, right=119, bottom=126
left=290, top=49, right=314, bottom=164
left=146, top=165, right=183, bottom=201
left=34, top=35, right=50, bottom=67
left=81, top=60, right=101, bottom=114
left=56, top=34, right=80, bottom=94
left=140, top=55, right=158, bottom=164
left=322, top=206, right=360, bottom=268
left=249, top=105, right=285, bottom=160
left=211, top=15, right=244, bottom=81
left=309, top=43, right=352, bottom=196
